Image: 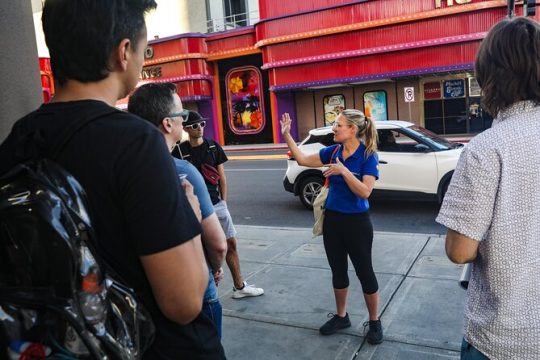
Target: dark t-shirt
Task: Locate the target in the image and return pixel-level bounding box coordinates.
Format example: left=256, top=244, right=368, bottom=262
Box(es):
left=0, top=100, right=225, bottom=359
left=175, top=139, right=228, bottom=205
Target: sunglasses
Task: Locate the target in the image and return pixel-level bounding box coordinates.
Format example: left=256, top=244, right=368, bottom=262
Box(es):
left=169, top=109, right=189, bottom=122
left=184, top=121, right=206, bottom=130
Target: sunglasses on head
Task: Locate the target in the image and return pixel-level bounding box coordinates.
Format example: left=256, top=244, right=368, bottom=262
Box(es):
left=184, top=121, right=206, bottom=130
left=169, top=109, right=190, bottom=122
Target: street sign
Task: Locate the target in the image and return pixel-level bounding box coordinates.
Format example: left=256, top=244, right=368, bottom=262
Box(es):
left=404, top=87, right=415, bottom=102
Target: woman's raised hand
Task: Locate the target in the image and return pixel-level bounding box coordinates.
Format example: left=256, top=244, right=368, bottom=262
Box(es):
left=280, top=113, right=292, bottom=135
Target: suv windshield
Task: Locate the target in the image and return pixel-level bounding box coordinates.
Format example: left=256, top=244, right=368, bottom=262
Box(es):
left=403, top=126, right=463, bottom=151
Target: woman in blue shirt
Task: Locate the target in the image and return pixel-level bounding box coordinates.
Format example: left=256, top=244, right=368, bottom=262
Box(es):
left=281, top=109, right=382, bottom=344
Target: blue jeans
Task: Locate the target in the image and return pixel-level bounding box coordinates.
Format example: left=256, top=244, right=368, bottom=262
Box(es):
left=202, top=270, right=222, bottom=338
left=461, top=339, right=490, bottom=360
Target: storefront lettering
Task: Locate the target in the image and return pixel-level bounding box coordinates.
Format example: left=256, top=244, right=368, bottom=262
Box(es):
left=140, top=66, right=162, bottom=80
left=443, top=80, right=465, bottom=98
left=435, top=0, right=472, bottom=8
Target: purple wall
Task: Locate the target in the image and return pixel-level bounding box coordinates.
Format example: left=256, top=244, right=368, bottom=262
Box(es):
left=275, top=91, right=298, bottom=142
left=197, top=100, right=217, bottom=141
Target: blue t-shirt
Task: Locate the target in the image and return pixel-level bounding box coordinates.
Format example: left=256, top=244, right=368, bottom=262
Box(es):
left=175, top=158, right=217, bottom=299
left=174, top=158, right=214, bottom=219
left=319, top=143, right=379, bottom=214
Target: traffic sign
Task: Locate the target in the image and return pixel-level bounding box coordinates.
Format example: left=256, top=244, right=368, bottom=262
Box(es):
left=404, top=87, right=415, bottom=102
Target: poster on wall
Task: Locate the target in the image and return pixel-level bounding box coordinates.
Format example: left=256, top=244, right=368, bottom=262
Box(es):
left=323, top=95, right=345, bottom=126
left=423, top=81, right=442, bottom=100
left=443, top=79, right=465, bottom=98
left=363, top=91, right=388, bottom=121
left=225, top=66, right=265, bottom=135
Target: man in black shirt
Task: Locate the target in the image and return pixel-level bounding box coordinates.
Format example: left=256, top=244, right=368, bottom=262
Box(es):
left=176, top=111, right=264, bottom=299
left=0, top=1, right=222, bottom=358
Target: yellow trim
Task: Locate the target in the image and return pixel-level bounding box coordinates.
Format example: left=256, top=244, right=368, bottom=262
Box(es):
left=255, top=0, right=506, bottom=48
left=229, top=154, right=287, bottom=160
left=213, top=63, right=225, bottom=145
left=143, top=52, right=207, bottom=66
left=207, top=47, right=261, bottom=61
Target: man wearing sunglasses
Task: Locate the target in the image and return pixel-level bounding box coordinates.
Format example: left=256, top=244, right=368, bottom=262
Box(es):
left=175, top=111, right=264, bottom=300
left=128, top=83, right=227, bottom=357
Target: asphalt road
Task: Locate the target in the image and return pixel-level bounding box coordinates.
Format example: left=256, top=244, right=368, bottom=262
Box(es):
left=224, top=158, right=446, bottom=235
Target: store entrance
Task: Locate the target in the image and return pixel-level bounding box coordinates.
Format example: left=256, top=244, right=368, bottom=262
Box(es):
left=424, top=97, right=492, bottom=135
left=423, top=78, right=492, bottom=135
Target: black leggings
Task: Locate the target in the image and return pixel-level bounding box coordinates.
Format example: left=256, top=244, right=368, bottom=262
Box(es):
left=322, top=210, right=378, bottom=294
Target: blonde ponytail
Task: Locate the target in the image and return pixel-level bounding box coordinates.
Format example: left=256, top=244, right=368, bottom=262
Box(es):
left=340, top=109, right=378, bottom=157
left=363, top=117, right=378, bottom=157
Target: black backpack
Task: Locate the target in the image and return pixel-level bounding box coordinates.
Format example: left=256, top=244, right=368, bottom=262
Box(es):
left=0, top=108, right=154, bottom=359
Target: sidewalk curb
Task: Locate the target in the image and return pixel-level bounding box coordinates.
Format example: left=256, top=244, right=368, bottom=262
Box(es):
left=235, top=224, right=442, bottom=238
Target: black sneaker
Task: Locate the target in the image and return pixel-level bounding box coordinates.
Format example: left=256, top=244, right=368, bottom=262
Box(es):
left=363, top=320, right=383, bottom=344
left=319, top=313, right=351, bottom=335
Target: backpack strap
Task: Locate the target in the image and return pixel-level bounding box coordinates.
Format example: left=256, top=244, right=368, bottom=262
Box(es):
left=49, top=107, right=120, bottom=160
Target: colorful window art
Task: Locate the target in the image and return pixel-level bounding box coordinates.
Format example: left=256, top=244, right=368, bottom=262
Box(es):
left=323, top=95, right=345, bottom=126
left=363, top=91, right=388, bottom=121
left=225, top=66, right=265, bottom=135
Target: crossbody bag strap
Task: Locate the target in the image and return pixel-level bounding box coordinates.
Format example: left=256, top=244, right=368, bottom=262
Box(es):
left=323, top=145, right=341, bottom=187
left=175, top=143, right=186, bottom=160
left=205, top=138, right=218, bottom=165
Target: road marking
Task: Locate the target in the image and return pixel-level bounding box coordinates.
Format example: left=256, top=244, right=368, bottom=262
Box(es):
left=229, top=154, right=288, bottom=160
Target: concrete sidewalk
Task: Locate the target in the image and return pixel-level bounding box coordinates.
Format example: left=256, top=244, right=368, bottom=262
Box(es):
left=217, top=225, right=466, bottom=360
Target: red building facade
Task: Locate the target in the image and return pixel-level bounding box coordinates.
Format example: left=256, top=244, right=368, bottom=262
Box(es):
left=42, top=0, right=538, bottom=144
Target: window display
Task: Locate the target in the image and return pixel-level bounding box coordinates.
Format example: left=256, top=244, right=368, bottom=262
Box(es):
left=323, top=95, right=345, bottom=126
left=363, top=91, right=388, bottom=121
left=226, top=66, right=265, bottom=135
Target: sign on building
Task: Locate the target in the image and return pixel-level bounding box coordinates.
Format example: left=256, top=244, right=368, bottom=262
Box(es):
left=404, top=87, right=415, bottom=102
left=443, top=79, right=465, bottom=98
left=423, top=81, right=442, bottom=100
left=435, top=0, right=473, bottom=8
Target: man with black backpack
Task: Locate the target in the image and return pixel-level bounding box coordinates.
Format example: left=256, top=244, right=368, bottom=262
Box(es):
left=0, top=1, right=224, bottom=359
left=175, top=111, right=264, bottom=299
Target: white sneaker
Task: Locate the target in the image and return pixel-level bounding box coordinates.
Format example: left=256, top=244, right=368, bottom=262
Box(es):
left=232, top=281, right=264, bottom=299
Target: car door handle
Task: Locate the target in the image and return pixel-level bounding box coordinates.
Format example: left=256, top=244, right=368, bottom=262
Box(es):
left=379, top=160, right=388, bottom=164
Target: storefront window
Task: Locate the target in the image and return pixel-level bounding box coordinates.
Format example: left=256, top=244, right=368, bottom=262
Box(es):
left=468, top=97, right=493, bottom=133
left=225, top=66, right=265, bottom=135
left=323, top=95, right=345, bottom=126
left=423, top=78, right=490, bottom=135
left=363, top=91, right=388, bottom=121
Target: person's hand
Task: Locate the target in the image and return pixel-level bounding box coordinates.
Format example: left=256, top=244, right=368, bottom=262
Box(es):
left=280, top=113, right=292, bottom=135
left=323, top=157, right=348, bottom=177
left=213, top=267, right=224, bottom=286
left=182, top=179, right=202, bottom=222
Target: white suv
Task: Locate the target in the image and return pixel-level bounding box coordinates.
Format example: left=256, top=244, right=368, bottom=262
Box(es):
left=283, top=121, right=465, bottom=209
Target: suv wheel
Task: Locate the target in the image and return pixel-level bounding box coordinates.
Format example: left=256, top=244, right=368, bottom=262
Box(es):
left=299, top=176, right=324, bottom=209
left=439, top=178, right=451, bottom=204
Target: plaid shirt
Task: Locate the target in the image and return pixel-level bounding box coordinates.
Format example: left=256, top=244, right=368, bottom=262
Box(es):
left=437, top=101, right=540, bottom=359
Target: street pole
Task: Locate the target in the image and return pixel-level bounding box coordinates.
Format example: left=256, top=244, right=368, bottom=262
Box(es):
left=508, top=0, right=516, bottom=17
